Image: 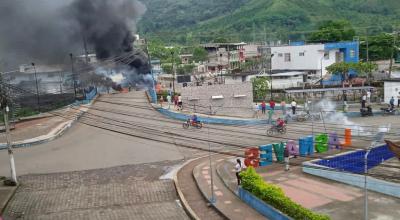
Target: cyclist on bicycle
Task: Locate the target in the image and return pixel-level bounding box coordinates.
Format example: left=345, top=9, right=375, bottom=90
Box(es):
left=191, top=114, right=199, bottom=125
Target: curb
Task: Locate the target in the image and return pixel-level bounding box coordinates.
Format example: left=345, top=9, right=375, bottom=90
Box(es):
left=0, top=97, right=96, bottom=150
left=0, top=184, right=19, bottom=216
left=173, top=158, right=201, bottom=220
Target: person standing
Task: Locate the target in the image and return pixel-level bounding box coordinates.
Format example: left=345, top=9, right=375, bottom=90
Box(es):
left=390, top=96, right=395, bottom=109
left=235, top=159, right=243, bottom=185
left=178, top=95, right=183, bottom=111
left=291, top=100, right=297, bottom=115
left=261, top=100, right=266, bottom=115
left=398, top=96, right=400, bottom=108
left=361, top=93, right=367, bottom=108
left=167, top=94, right=172, bottom=109
left=253, top=103, right=260, bottom=119
left=269, top=99, right=275, bottom=110
left=160, top=96, right=164, bottom=108
left=284, top=146, right=290, bottom=171
left=366, top=90, right=371, bottom=105
left=268, top=109, right=274, bottom=124
left=281, top=100, right=286, bottom=116
left=343, top=92, right=348, bottom=112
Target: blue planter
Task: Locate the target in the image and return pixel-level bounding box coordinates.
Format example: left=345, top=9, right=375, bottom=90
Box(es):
left=238, top=187, right=292, bottom=220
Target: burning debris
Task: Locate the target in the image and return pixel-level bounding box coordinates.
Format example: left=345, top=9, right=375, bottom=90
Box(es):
left=0, top=0, right=150, bottom=88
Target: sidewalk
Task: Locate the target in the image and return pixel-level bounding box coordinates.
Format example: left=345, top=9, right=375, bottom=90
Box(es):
left=216, top=157, right=400, bottom=220
left=0, top=182, right=17, bottom=216
left=0, top=103, right=91, bottom=149
left=192, top=156, right=266, bottom=220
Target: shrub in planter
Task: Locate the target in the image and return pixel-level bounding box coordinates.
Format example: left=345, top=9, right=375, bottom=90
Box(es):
left=240, top=167, right=330, bottom=220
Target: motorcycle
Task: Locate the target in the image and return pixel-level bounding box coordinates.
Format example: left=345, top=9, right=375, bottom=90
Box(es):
left=381, top=106, right=397, bottom=116
left=267, top=125, right=287, bottom=136
left=182, top=119, right=203, bottom=129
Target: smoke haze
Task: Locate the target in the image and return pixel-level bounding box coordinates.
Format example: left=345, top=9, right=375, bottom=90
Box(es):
left=0, top=0, right=148, bottom=74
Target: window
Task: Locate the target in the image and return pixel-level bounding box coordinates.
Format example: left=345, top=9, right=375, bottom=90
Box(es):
left=299, top=52, right=305, bottom=56
left=278, top=53, right=283, bottom=57
left=350, top=49, right=356, bottom=58
left=284, top=53, right=291, bottom=62
left=48, top=73, right=55, bottom=78
left=324, top=52, right=330, bottom=60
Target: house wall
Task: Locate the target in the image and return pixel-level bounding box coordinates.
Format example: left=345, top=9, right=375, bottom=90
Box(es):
left=271, top=44, right=338, bottom=77
left=384, top=81, right=400, bottom=104
left=180, top=83, right=254, bottom=118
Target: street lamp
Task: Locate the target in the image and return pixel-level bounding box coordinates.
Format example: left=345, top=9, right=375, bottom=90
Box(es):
left=31, top=63, right=40, bottom=112
left=269, top=54, right=274, bottom=99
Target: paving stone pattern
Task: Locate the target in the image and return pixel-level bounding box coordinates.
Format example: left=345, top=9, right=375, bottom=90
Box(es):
left=3, top=163, right=189, bottom=220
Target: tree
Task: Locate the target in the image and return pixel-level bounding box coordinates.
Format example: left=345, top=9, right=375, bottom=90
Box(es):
left=161, top=64, right=173, bottom=75
left=251, top=76, right=270, bottom=101
left=360, top=33, right=399, bottom=61
left=326, top=62, right=355, bottom=85
left=176, top=64, right=195, bottom=75
left=309, top=20, right=356, bottom=43
left=353, top=62, right=378, bottom=84
left=192, top=47, right=208, bottom=62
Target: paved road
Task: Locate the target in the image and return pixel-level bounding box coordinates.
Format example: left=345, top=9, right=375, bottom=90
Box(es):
left=0, top=91, right=399, bottom=220
left=1, top=91, right=399, bottom=175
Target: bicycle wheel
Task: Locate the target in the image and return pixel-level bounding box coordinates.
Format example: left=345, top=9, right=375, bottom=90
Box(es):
left=182, top=123, right=189, bottom=129
left=267, top=129, right=273, bottom=136
left=280, top=127, right=287, bottom=134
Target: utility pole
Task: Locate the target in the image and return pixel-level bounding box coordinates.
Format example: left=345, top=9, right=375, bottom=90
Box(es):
left=70, top=53, right=77, bottom=99
left=171, top=51, right=176, bottom=95
left=31, top=63, right=40, bottom=112
left=1, top=96, right=17, bottom=184
left=269, top=54, right=274, bottom=99
left=389, top=31, right=398, bottom=79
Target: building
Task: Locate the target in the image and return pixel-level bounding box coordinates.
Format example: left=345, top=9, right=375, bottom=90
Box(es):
left=151, top=59, right=162, bottom=75
left=271, top=41, right=359, bottom=83
left=203, top=43, right=246, bottom=73
left=179, top=54, right=193, bottom=64
left=383, top=78, right=400, bottom=104
left=4, top=64, right=73, bottom=94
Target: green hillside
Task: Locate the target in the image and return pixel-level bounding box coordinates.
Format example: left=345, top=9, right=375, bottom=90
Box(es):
left=137, top=0, right=400, bottom=43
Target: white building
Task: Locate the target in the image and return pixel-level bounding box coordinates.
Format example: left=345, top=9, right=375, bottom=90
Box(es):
left=383, top=79, right=400, bottom=104
left=271, top=44, right=338, bottom=81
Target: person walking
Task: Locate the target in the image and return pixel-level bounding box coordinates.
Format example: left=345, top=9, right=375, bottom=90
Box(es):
left=284, top=146, right=290, bottom=171
left=291, top=100, right=297, bottom=115
left=167, top=94, right=172, bottom=109
left=269, top=99, right=276, bottom=110
left=235, top=159, right=243, bottom=185
left=261, top=100, right=266, bottom=115
left=253, top=103, right=260, bottom=119
left=281, top=100, right=286, bottom=116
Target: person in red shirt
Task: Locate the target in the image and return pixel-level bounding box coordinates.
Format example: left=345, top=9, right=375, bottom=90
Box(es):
left=269, top=99, right=275, bottom=110
left=261, top=100, right=266, bottom=114
left=276, top=117, right=285, bottom=129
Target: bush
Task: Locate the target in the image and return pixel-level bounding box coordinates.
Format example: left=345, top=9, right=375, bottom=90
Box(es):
left=240, top=167, right=330, bottom=220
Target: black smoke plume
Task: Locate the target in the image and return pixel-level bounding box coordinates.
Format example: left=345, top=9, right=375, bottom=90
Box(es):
left=0, top=0, right=149, bottom=75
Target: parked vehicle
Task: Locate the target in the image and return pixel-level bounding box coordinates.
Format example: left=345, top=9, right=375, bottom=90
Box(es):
left=381, top=106, right=396, bottom=116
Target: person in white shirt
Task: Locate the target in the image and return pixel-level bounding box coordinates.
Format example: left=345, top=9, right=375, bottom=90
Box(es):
left=253, top=103, right=260, bottom=118
left=235, top=159, right=243, bottom=185
left=178, top=95, right=182, bottom=110
left=166, top=94, right=172, bottom=109
left=291, top=100, right=297, bottom=115
left=366, top=90, right=371, bottom=104
left=361, top=94, right=367, bottom=108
